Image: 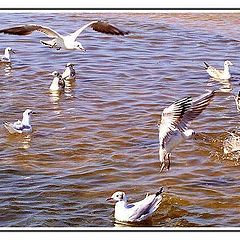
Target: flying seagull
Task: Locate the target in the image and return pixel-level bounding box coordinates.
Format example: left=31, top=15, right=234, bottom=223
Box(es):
left=106, top=188, right=163, bottom=223
left=0, top=21, right=129, bottom=51
left=0, top=47, right=15, bottom=63
left=204, top=60, right=233, bottom=80
left=50, top=71, right=65, bottom=91
left=62, top=63, right=76, bottom=81
left=158, top=90, right=215, bottom=172
left=3, top=109, right=34, bottom=134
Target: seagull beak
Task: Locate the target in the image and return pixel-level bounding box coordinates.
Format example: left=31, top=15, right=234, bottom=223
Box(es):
left=11, top=50, right=16, bottom=54
left=106, top=197, right=113, bottom=202
left=80, top=48, right=86, bottom=52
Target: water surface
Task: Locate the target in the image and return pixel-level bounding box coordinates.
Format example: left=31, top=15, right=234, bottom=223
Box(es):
left=0, top=12, right=240, bottom=227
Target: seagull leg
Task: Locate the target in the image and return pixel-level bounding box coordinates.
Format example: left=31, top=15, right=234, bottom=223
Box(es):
left=159, top=161, right=165, bottom=172
left=166, top=153, right=171, bottom=171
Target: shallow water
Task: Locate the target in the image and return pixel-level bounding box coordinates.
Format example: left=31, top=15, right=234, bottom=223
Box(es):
left=0, top=12, right=240, bottom=227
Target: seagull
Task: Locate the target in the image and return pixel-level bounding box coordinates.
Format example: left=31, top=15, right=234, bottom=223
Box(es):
left=62, top=63, right=76, bottom=81
left=3, top=109, right=33, bottom=134
left=204, top=60, right=233, bottom=80
left=223, top=130, right=240, bottom=154
left=50, top=71, right=65, bottom=91
left=0, top=47, right=15, bottom=63
left=235, top=91, right=240, bottom=112
left=0, top=21, right=129, bottom=51
left=158, top=90, right=215, bottom=172
left=106, top=188, right=163, bottom=223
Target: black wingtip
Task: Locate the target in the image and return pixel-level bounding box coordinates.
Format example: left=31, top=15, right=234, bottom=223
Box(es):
left=203, top=61, right=209, bottom=69
left=156, top=187, right=164, bottom=196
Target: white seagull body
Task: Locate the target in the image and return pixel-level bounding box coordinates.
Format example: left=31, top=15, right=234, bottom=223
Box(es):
left=62, top=63, right=76, bottom=81
left=223, top=131, right=240, bottom=154
left=3, top=109, right=33, bottom=134
left=50, top=71, right=65, bottom=91
left=235, top=91, right=240, bottom=112
left=107, top=188, right=163, bottom=223
left=158, top=90, right=215, bottom=171
left=0, top=21, right=129, bottom=51
left=0, top=47, right=15, bottom=63
left=204, top=60, right=233, bottom=80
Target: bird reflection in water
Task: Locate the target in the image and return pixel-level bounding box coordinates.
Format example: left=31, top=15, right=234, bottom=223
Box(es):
left=209, top=77, right=232, bottom=93
left=0, top=62, right=12, bottom=76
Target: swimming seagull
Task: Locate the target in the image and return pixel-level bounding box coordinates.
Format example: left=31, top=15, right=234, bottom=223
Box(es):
left=3, top=109, right=33, bottom=134
left=106, top=188, right=163, bottom=223
left=235, top=91, right=240, bottom=112
left=0, top=21, right=129, bottom=51
left=204, top=60, right=233, bottom=80
left=0, top=47, right=15, bottom=63
left=50, top=71, right=65, bottom=91
left=158, top=90, right=215, bottom=172
left=62, top=63, right=76, bottom=81
left=223, top=130, right=240, bottom=154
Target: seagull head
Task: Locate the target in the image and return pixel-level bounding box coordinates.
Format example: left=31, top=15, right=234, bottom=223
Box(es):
left=106, top=191, right=127, bottom=203
left=6, top=47, right=15, bottom=54
left=224, top=60, right=233, bottom=66
left=23, top=109, right=34, bottom=118
left=66, top=63, right=74, bottom=67
left=51, top=71, right=61, bottom=78
left=74, top=41, right=86, bottom=52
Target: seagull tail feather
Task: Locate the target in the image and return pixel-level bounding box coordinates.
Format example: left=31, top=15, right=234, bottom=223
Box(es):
left=203, top=61, right=209, bottom=69
left=155, top=187, right=164, bottom=197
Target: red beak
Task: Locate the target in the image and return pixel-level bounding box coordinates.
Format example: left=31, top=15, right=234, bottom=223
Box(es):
left=106, top=197, right=113, bottom=202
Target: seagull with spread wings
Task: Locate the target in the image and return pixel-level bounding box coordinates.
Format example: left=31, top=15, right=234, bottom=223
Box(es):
left=0, top=21, right=129, bottom=51
left=158, top=90, right=215, bottom=172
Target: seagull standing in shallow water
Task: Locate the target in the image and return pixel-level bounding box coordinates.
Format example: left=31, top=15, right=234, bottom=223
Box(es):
left=0, top=47, right=15, bottom=63
left=0, top=21, right=129, bottom=51
left=158, top=90, right=215, bottom=172
left=50, top=71, right=65, bottom=91
left=3, top=109, right=33, bottom=134
left=106, top=188, right=163, bottom=223
left=204, top=60, right=233, bottom=80
left=62, top=63, right=76, bottom=81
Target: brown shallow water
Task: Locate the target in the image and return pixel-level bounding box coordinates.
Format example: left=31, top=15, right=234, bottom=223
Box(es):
left=0, top=12, right=240, bottom=227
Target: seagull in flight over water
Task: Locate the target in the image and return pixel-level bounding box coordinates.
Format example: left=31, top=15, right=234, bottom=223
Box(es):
left=106, top=188, right=163, bottom=223
left=158, top=90, right=215, bottom=172
left=0, top=21, right=129, bottom=51
left=3, top=109, right=34, bottom=134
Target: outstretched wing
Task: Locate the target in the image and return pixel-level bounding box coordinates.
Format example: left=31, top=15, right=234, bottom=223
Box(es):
left=70, top=20, right=129, bottom=40
left=0, top=24, right=61, bottom=38
left=178, top=90, right=215, bottom=130
left=159, top=96, right=192, bottom=144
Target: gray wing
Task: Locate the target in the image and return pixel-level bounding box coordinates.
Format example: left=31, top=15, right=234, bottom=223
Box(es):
left=0, top=24, right=61, bottom=38
left=70, top=20, right=129, bottom=40
left=178, top=90, right=215, bottom=131
left=3, top=122, right=22, bottom=133
left=128, top=193, right=162, bottom=221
